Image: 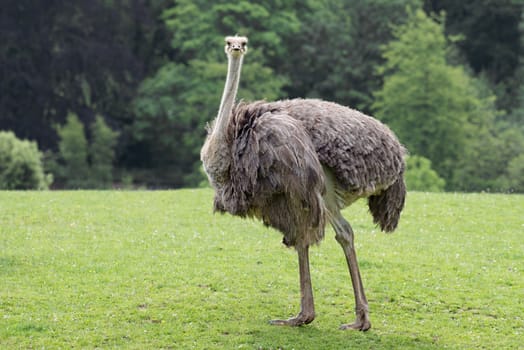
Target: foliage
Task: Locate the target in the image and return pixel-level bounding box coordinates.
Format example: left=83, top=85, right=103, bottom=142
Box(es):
left=90, top=116, right=119, bottom=188
left=55, top=113, right=90, bottom=188
left=373, top=8, right=501, bottom=189
left=492, top=124, right=524, bottom=192
left=404, top=155, right=445, bottom=192
left=285, top=0, right=420, bottom=112
left=1, top=0, right=523, bottom=191
left=0, top=131, right=51, bottom=189
left=55, top=113, right=119, bottom=189
left=0, top=0, right=169, bottom=151
left=131, top=0, right=293, bottom=187
left=1, top=190, right=523, bottom=348
left=498, top=152, right=524, bottom=192
left=424, top=0, right=523, bottom=112
left=452, top=121, right=524, bottom=192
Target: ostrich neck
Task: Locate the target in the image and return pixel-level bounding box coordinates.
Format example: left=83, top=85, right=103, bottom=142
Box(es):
left=213, top=54, right=243, bottom=140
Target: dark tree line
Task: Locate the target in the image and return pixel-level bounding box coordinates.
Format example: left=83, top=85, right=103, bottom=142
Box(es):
left=424, top=0, right=524, bottom=114
left=1, top=0, right=168, bottom=150
left=1, top=0, right=523, bottom=191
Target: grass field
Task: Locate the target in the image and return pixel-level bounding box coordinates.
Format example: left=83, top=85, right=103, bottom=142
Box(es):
left=1, top=190, right=523, bottom=349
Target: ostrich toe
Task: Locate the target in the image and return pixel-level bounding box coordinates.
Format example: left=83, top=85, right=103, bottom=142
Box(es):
left=339, top=313, right=371, bottom=331
left=269, top=312, right=315, bottom=327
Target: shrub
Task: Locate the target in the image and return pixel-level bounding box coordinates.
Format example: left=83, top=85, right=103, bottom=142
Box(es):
left=496, top=153, right=524, bottom=193
left=55, top=113, right=90, bottom=188
left=0, top=131, right=52, bottom=189
left=90, top=115, right=119, bottom=188
left=55, top=113, right=120, bottom=189
left=405, top=155, right=445, bottom=192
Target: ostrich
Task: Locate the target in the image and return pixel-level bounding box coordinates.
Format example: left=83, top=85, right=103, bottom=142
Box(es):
left=201, top=35, right=406, bottom=331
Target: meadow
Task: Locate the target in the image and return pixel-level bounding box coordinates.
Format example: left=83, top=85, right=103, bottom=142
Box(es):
left=1, top=190, right=523, bottom=349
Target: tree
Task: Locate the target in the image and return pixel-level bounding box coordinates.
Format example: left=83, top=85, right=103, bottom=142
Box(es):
left=130, top=0, right=298, bottom=187
left=55, top=113, right=90, bottom=188
left=54, top=113, right=120, bottom=189
left=499, top=152, right=524, bottom=192
left=450, top=102, right=523, bottom=192
left=424, top=0, right=523, bottom=113
left=0, top=0, right=169, bottom=151
left=90, top=115, right=119, bottom=188
left=283, top=0, right=420, bottom=112
left=373, top=8, right=495, bottom=185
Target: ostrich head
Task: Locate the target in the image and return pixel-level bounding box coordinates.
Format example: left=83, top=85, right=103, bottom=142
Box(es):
left=225, top=36, right=248, bottom=58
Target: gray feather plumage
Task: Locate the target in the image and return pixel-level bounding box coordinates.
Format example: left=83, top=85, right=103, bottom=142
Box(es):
left=213, top=101, right=326, bottom=246
left=208, top=98, right=406, bottom=246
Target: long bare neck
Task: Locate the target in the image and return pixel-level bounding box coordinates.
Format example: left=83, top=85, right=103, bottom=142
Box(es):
left=212, top=53, right=243, bottom=140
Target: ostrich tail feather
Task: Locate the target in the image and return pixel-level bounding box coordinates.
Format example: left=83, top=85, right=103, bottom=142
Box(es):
left=368, top=177, right=406, bottom=233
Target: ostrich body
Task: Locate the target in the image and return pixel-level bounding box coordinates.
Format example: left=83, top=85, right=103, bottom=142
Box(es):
left=201, top=36, right=406, bottom=331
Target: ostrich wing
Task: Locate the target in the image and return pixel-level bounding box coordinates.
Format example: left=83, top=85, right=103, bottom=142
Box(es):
left=277, top=99, right=406, bottom=194
left=214, top=109, right=326, bottom=246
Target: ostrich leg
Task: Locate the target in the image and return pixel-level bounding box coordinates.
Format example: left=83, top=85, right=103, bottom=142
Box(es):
left=270, top=244, right=315, bottom=326
left=333, top=214, right=371, bottom=331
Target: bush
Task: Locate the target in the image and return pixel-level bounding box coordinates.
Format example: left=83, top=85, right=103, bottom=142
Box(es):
left=405, top=155, right=445, bottom=192
left=0, top=131, right=52, bottom=189
left=55, top=113, right=90, bottom=188
left=496, top=153, right=524, bottom=193
left=90, top=115, right=119, bottom=188
left=55, top=113, right=120, bottom=189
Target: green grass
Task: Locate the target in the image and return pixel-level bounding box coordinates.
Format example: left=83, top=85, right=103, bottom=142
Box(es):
left=1, top=190, right=523, bottom=349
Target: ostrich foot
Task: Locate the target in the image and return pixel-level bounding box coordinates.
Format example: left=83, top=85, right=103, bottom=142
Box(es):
left=339, top=312, right=371, bottom=331
left=269, top=312, right=315, bottom=327
left=339, top=320, right=371, bottom=331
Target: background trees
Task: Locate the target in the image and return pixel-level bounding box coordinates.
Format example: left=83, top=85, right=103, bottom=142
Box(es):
left=0, top=0, right=522, bottom=191
left=424, top=0, right=523, bottom=112
left=284, top=0, right=420, bottom=112
left=54, top=113, right=90, bottom=189
left=373, top=9, right=500, bottom=188
left=129, top=0, right=297, bottom=187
